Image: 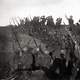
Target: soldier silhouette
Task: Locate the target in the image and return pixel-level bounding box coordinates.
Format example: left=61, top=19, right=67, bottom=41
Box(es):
left=65, top=15, right=74, bottom=31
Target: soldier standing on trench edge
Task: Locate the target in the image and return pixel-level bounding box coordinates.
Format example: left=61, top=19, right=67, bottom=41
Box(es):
left=65, top=15, right=74, bottom=31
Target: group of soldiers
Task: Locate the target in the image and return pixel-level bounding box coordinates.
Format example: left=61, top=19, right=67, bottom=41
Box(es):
left=10, top=15, right=80, bottom=80
left=1, top=15, right=80, bottom=80
left=6, top=34, right=80, bottom=80
left=15, top=15, right=80, bottom=31
left=19, top=15, right=62, bottom=28
left=19, top=15, right=80, bottom=27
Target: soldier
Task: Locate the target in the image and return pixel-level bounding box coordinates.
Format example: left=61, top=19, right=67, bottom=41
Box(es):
left=65, top=15, right=74, bottom=31
left=39, top=51, right=66, bottom=80
left=46, top=16, right=54, bottom=27
left=31, top=16, right=40, bottom=33
left=56, top=17, right=62, bottom=27
left=65, top=15, right=74, bottom=26
left=40, top=16, right=46, bottom=26
left=24, top=17, right=31, bottom=27
left=19, top=19, right=25, bottom=26
left=21, top=47, right=33, bottom=70
left=32, top=16, right=40, bottom=26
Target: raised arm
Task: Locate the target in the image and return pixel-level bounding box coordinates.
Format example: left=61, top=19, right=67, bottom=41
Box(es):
left=65, top=15, right=69, bottom=20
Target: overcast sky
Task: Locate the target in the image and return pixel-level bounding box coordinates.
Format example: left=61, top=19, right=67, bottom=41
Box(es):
left=0, top=0, right=80, bottom=26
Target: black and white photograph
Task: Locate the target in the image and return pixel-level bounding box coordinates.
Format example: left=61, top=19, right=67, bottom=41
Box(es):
left=0, top=0, right=80, bottom=80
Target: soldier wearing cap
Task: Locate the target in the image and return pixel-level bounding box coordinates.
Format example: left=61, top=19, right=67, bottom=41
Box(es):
left=65, top=15, right=74, bottom=31
left=40, top=16, right=46, bottom=26
left=65, top=15, right=74, bottom=25
left=46, top=16, right=54, bottom=27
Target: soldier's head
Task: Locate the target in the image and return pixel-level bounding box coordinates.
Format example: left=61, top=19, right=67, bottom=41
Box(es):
left=70, top=15, right=73, bottom=19
left=41, top=15, right=45, bottom=18
left=60, top=49, right=66, bottom=58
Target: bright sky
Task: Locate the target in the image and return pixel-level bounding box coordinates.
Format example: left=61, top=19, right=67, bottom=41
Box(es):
left=0, top=0, right=80, bottom=26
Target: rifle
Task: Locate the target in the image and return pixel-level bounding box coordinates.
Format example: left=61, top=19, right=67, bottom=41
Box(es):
left=33, top=38, right=45, bottom=55
left=11, top=18, right=23, bottom=56
left=15, top=17, right=20, bottom=26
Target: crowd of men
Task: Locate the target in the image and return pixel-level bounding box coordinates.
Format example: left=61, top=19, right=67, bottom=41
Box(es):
left=7, top=41, right=80, bottom=80
left=12, top=15, right=80, bottom=80
left=19, top=15, right=80, bottom=27
left=0, top=15, right=80, bottom=80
